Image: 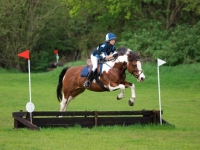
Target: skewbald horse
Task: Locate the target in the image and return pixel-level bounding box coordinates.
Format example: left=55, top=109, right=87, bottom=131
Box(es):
left=57, top=47, right=145, bottom=112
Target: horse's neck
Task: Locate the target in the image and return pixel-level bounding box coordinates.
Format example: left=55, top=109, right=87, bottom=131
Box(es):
left=103, top=59, right=115, bottom=67
left=117, top=55, right=128, bottom=63
left=105, top=56, right=127, bottom=70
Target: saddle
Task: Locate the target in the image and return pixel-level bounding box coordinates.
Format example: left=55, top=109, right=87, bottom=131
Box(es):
left=81, top=59, right=108, bottom=91
left=81, top=59, right=104, bottom=77
left=86, top=59, right=102, bottom=75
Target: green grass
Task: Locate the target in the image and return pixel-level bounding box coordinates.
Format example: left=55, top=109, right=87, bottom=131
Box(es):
left=0, top=62, right=200, bottom=150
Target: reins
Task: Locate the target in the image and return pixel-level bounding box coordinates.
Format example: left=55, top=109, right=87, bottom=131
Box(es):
left=103, top=57, right=143, bottom=79
left=103, top=58, right=129, bottom=79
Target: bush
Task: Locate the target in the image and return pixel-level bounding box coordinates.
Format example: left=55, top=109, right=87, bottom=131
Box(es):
left=118, top=21, right=200, bottom=65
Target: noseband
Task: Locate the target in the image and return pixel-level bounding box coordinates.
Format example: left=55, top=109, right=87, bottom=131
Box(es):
left=131, top=70, right=144, bottom=79
left=104, top=57, right=143, bottom=80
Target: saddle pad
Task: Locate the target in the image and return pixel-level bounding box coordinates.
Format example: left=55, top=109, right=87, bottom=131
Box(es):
left=80, top=63, right=104, bottom=77
left=80, top=66, right=89, bottom=77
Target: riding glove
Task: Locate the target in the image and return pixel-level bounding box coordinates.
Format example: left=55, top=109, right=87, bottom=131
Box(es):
left=112, top=53, right=118, bottom=58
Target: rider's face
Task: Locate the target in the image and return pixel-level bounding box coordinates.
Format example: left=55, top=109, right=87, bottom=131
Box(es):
left=109, top=39, right=115, bottom=45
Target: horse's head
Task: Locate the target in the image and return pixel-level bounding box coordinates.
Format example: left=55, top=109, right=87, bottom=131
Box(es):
left=117, top=47, right=145, bottom=82
left=127, top=51, right=145, bottom=82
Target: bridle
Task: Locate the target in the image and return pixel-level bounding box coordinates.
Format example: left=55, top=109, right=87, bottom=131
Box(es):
left=104, top=57, right=143, bottom=79
left=131, top=69, right=144, bottom=79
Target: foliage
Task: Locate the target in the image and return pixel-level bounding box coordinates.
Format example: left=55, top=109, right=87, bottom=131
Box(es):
left=0, top=0, right=63, bottom=71
left=0, top=0, right=200, bottom=72
left=118, top=20, right=200, bottom=65
left=182, top=0, right=200, bottom=15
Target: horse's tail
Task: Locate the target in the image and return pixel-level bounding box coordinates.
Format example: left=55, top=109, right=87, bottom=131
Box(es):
left=56, top=67, right=70, bottom=102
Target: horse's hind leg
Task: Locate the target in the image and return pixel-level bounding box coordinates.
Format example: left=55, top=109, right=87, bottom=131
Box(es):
left=60, top=94, right=74, bottom=111
left=60, top=94, right=67, bottom=112
left=59, top=94, right=74, bottom=117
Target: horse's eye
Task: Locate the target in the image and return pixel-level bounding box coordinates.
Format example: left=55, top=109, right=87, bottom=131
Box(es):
left=132, top=64, right=137, bottom=67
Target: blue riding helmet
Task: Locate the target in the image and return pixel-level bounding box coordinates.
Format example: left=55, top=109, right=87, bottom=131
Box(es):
left=105, top=33, right=116, bottom=41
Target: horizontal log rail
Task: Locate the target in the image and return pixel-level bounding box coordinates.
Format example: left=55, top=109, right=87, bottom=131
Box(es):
left=12, top=110, right=170, bottom=130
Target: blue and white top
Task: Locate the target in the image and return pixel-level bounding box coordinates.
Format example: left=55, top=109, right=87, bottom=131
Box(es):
left=92, top=42, right=116, bottom=59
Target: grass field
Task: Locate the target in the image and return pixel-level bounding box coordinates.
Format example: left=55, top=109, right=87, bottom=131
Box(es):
left=0, top=61, right=200, bottom=150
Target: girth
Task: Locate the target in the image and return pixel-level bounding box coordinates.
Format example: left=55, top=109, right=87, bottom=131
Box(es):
left=86, top=59, right=101, bottom=74
left=86, top=59, right=109, bottom=91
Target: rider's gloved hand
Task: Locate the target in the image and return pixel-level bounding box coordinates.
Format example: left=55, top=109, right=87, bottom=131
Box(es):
left=112, top=53, right=118, bottom=58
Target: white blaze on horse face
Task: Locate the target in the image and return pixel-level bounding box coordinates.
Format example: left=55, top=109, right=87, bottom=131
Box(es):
left=137, top=61, right=145, bottom=82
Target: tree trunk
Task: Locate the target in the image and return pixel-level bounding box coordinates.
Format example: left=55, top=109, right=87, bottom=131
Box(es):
left=166, top=0, right=183, bottom=30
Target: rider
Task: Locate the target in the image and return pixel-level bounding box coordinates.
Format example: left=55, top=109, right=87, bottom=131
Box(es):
left=84, top=33, right=118, bottom=87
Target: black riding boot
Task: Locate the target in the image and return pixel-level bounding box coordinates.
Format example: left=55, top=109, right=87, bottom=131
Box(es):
left=84, top=70, right=94, bottom=87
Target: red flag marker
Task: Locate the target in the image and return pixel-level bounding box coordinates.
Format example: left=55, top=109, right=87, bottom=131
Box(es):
left=18, top=50, right=30, bottom=60
left=54, top=49, right=58, bottom=54
left=17, top=49, right=33, bottom=122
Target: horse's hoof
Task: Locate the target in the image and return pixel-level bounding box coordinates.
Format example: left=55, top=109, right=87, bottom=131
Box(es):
left=128, top=100, right=134, bottom=106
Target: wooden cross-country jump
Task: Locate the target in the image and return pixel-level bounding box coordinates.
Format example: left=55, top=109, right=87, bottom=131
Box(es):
left=12, top=110, right=170, bottom=130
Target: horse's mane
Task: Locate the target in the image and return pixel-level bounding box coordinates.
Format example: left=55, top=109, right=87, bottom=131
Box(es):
left=116, top=47, right=139, bottom=61
left=116, top=47, right=128, bottom=56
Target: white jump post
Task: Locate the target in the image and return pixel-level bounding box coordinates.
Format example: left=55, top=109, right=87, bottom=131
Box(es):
left=157, top=58, right=166, bottom=125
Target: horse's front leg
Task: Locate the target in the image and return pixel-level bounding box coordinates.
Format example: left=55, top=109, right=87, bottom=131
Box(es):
left=116, top=84, right=125, bottom=100
left=108, top=83, right=125, bottom=100
left=124, top=81, right=136, bottom=106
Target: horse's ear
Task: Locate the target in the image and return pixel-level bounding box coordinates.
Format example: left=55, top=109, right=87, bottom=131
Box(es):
left=138, top=52, right=140, bottom=58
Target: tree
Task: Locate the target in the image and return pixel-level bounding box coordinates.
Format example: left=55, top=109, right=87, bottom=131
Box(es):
left=182, top=0, right=200, bottom=15
left=0, top=0, right=62, bottom=71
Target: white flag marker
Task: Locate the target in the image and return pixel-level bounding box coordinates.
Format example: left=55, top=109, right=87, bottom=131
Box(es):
left=158, top=58, right=166, bottom=67
left=157, top=58, right=166, bottom=124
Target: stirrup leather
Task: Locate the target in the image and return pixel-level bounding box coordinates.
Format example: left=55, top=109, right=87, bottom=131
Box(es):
left=84, top=80, right=90, bottom=87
